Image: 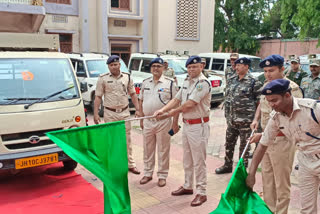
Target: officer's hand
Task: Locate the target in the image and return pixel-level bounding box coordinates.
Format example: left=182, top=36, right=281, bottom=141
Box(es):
left=249, top=133, right=262, bottom=144
left=94, top=114, right=101, bottom=124
left=157, top=112, right=169, bottom=120
left=172, top=123, right=180, bottom=134
left=140, top=120, right=144, bottom=130
left=246, top=173, right=256, bottom=191
left=135, top=110, right=143, bottom=118
left=250, top=120, right=259, bottom=130
left=153, top=109, right=164, bottom=117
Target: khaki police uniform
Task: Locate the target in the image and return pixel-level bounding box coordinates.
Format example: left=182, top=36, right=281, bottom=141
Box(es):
left=139, top=75, right=178, bottom=179
left=175, top=73, right=211, bottom=195
left=260, top=98, right=320, bottom=214
left=95, top=72, right=136, bottom=168
left=260, top=79, right=302, bottom=214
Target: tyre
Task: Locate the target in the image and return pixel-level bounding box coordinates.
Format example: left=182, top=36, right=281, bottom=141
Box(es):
left=63, top=160, right=78, bottom=171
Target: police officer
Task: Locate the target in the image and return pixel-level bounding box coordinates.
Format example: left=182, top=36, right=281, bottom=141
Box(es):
left=153, top=55, right=211, bottom=207
left=94, top=55, right=141, bottom=175
left=225, top=53, right=239, bottom=81
left=215, top=57, right=262, bottom=174
left=201, top=58, right=209, bottom=78
left=163, top=60, right=177, bottom=84
left=250, top=55, right=303, bottom=214
left=301, top=57, right=320, bottom=100
left=247, top=79, right=320, bottom=214
left=138, top=57, right=179, bottom=187
left=284, top=55, right=308, bottom=86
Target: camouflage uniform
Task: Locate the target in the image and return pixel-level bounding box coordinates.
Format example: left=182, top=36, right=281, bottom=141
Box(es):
left=163, top=68, right=175, bottom=79
left=202, top=69, right=209, bottom=78
left=225, top=66, right=236, bottom=82
left=284, top=67, right=308, bottom=86
left=224, top=73, right=262, bottom=167
left=224, top=66, right=237, bottom=122
left=301, top=75, right=320, bottom=100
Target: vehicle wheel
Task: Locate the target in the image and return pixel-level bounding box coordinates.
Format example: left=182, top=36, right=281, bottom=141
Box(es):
left=91, top=100, right=104, bottom=117
left=63, top=160, right=78, bottom=171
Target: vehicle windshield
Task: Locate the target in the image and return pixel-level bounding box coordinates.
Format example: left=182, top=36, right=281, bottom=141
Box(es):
left=0, top=58, right=79, bottom=105
left=86, top=59, right=129, bottom=77
left=167, top=59, right=188, bottom=75
left=250, top=58, right=263, bottom=73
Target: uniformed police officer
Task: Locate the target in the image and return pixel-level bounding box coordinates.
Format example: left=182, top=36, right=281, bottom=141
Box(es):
left=225, top=53, right=239, bottom=81
left=163, top=60, right=177, bottom=84
left=284, top=55, right=308, bottom=86
left=201, top=58, right=209, bottom=78
left=215, top=57, right=262, bottom=174
left=94, top=55, right=141, bottom=175
left=138, top=57, right=179, bottom=187
left=301, top=57, right=320, bottom=100
left=153, top=55, right=211, bottom=207
left=247, top=79, right=320, bottom=214
left=250, top=55, right=303, bottom=214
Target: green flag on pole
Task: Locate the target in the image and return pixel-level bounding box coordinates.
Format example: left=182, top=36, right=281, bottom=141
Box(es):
left=46, top=121, right=131, bottom=214
left=210, top=158, right=272, bottom=214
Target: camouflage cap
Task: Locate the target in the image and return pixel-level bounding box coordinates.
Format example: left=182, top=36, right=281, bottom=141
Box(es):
left=230, top=53, right=239, bottom=59
left=288, top=54, right=299, bottom=63
left=310, top=59, right=320, bottom=67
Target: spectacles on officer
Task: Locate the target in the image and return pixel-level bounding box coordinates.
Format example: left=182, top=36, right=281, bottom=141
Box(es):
left=151, top=65, right=163, bottom=68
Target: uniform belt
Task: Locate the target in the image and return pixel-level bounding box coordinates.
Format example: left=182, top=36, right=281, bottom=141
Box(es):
left=183, top=117, right=209, bottom=125
left=277, top=131, right=285, bottom=137
left=105, top=105, right=128, bottom=113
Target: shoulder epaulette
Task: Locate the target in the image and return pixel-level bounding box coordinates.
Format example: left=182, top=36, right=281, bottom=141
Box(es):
left=121, top=72, right=130, bottom=76
left=143, top=77, right=152, bottom=82
left=270, top=110, right=277, bottom=119
left=164, top=76, right=174, bottom=82
left=298, top=98, right=317, bottom=109
left=99, top=73, right=108, bottom=77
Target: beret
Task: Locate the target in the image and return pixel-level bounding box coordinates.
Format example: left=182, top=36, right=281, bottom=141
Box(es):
left=234, top=57, right=251, bottom=65
left=261, top=79, right=291, bottom=95
left=259, top=55, right=284, bottom=68
left=186, top=55, right=201, bottom=67
left=149, top=57, right=164, bottom=67
left=107, top=55, right=120, bottom=64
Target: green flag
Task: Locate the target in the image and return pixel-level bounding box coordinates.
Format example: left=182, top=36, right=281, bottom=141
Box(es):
left=46, top=121, right=131, bottom=214
left=210, top=158, right=272, bottom=214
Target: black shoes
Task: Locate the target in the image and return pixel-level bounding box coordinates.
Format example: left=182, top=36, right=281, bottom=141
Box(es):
left=215, top=165, right=233, bottom=174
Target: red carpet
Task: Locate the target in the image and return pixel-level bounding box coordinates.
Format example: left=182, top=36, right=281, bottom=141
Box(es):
left=0, top=163, right=104, bottom=214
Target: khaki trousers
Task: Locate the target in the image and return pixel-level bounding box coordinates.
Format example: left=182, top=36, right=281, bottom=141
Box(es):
left=142, top=118, right=172, bottom=179
left=103, top=108, right=136, bottom=168
left=182, top=122, right=210, bottom=195
left=261, top=136, right=296, bottom=214
left=297, top=152, right=320, bottom=214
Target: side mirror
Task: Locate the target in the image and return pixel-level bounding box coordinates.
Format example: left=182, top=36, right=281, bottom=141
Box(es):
left=77, top=71, right=87, bottom=77
left=80, top=82, right=88, bottom=93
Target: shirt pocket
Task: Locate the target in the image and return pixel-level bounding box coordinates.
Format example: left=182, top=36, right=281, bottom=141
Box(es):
left=158, top=89, right=171, bottom=104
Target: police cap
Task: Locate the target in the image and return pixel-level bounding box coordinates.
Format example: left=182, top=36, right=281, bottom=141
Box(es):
left=261, top=79, right=291, bottom=95
left=235, top=57, right=251, bottom=65
left=107, top=55, right=120, bottom=64
left=149, top=57, right=164, bottom=67
left=259, top=55, right=284, bottom=68
left=186, top=55, right=201, bottom=67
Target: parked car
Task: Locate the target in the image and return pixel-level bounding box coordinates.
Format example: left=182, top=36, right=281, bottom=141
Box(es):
left=67, top=53, right=130, bottom=116
left=128, top=53, right=226, bottom=104
left=198, top=53, right=263, bottom=78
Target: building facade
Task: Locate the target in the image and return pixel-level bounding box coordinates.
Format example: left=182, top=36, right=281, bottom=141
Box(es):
left=83, top=0, right=215, bottom=65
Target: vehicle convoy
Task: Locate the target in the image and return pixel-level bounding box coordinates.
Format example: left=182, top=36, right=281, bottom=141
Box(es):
left=128, top=53, right=226, bottom=104
left=0, top=33, right=86, bottom=171
left=67, top=53, right=130, bottom=116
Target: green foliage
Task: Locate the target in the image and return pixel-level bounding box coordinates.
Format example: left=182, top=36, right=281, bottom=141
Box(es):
left=214, top=0, right=268, bottom=55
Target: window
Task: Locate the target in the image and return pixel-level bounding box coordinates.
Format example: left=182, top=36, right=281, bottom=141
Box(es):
left=129, top=59, right=141, bottom=71
left=111, top=0, right=130, bottom=10
left=211, top=59, right=225, bottom=71
left=46, top=0, right=72, bottom=4
left=141, top=60, right=152, bottom=73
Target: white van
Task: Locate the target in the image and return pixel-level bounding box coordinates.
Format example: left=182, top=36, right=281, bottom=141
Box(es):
left=199, top=53, right=263, bottom=78
left=128, top=53, right=225, bottom=104
left=67, top=53, right=130, bottom=115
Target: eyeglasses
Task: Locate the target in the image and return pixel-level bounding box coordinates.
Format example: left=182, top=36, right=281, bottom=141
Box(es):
left=151, top=65, right=163, bottom=68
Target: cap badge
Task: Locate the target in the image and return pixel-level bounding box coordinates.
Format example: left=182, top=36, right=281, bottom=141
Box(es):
left=159, top=59, right=163, bottom=63
left=193, top=59, right=197, bottom=63
left=240, top=60, right=243, bottom=63
left=265, top=60, right=270, bottom=66
left=266, top=90, right=272, bottom=94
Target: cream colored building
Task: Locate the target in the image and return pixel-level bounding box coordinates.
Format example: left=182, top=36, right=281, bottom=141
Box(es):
left=82, top=0, right=215, bottom=64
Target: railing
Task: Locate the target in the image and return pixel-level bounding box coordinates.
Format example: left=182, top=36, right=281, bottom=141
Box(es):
left=0, top=0, right=43, bottom=5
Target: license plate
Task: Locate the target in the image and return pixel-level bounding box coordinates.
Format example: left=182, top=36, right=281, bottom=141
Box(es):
left=15, top=153, right=58, bottom=169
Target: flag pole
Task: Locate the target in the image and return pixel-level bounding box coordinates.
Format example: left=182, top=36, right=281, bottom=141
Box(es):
left=240, top=129, right=255, bottom=159
left=124, top=115, right=156, bottom=122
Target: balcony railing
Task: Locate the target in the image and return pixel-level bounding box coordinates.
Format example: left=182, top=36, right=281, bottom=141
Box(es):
left=0, top=0, right=43, bottom=5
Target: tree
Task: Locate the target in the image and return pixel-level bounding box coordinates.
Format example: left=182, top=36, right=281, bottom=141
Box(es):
left=214, top=0, right=268, bottom=55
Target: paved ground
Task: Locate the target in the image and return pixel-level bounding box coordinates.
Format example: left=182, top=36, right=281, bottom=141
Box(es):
left=77, top=106, right=319, bottom=214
